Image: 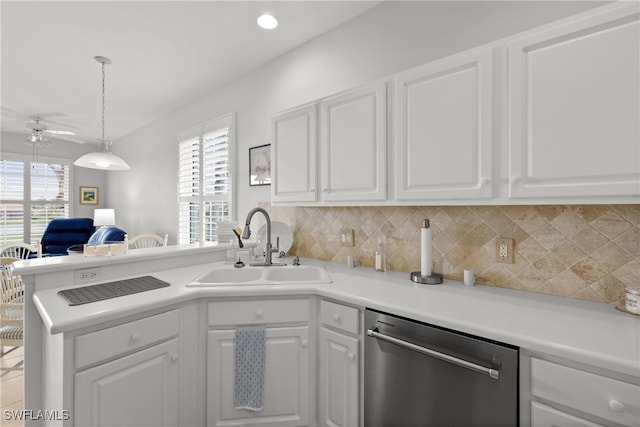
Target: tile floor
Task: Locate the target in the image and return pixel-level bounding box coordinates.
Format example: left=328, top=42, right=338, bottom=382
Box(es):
left=1, top=347, right=24, bottom=427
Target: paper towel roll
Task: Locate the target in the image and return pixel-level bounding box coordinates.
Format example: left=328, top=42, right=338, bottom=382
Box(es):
left=421, top=220, right=432, bottom=277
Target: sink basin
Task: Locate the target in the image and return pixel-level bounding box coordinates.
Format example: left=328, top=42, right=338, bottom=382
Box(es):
left=264, top=265, right=332, bottom=283
left=191, top=267, right=264, bottom=285
left=188, top=264, right=332, bottom=286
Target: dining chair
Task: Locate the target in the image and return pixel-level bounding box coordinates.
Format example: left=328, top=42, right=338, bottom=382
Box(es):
left=128, top=233, right=169, bottom=249
left=0, top=260, right=24, bottom=375
left=0, top=242, right=42, bottom=260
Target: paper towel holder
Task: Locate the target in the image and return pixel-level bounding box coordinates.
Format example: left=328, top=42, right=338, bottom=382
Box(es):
left=411, top=218, right=443, bottom=284
left=410, top=271, right=443, bottom=284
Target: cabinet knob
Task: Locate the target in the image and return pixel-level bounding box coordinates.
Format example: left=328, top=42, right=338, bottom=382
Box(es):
left=309, top=188, right=315, bottom=192
left=347, top=353, right=355, bottom=361
left=480, top=178, right=490, bottom=186
left=510, top=176, right=521, bottom=184
left=255, top=309, right=263, bottom=318
left=130, top=333, right=141, bottom=342
left=322, top=187, right=328, bottom=192
left=333, top=314, right=341, bottom=322
left=301, top=339, right=308, bottom=347
left=171, top=354, right=178, bottom=362
left=609, top=399, right=626, bottom=413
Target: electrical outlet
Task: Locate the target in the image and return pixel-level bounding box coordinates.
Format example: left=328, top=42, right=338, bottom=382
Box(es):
left=74, top=268, right=102, bottom=284
left=340, top=228, right=354, bottom=247
left=496, top=238, right=514, bottom=264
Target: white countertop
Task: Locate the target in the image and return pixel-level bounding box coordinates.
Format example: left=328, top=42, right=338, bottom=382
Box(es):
left=32, top=257, right=640, bottom=377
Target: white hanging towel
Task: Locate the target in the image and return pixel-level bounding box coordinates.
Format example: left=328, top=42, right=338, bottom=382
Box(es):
left=234, top=326, right=266, bottom=411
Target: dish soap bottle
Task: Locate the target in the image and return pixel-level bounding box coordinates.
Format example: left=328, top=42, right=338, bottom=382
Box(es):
left=375, top=236, right=387, bottom=272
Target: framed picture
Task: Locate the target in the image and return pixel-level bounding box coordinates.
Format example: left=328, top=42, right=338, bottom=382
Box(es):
left=249, top=144, right=271, bottom=186
left=79, top=186, right=99, bottom=205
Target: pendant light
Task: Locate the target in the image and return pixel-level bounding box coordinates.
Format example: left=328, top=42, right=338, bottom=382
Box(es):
left=74, top=56, right=130, bottom=171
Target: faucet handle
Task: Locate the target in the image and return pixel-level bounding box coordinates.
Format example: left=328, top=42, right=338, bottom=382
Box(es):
left=293, top=256, right=300, bottom=266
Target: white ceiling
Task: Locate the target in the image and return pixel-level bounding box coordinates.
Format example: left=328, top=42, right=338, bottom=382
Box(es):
left=1, top=1, right=381, bottom=145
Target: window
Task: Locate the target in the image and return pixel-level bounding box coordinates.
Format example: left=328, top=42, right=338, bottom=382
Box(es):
left=0, top=153, right=71, bottom=245
left=178, top=113, right=235, bottom=244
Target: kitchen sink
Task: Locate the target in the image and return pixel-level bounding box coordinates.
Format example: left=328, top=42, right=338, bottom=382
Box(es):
left=192, top=267, right=264, bottom=285
left=188, top=264, right=332, bottom=286
left=264, top=265, right=331, bottom=283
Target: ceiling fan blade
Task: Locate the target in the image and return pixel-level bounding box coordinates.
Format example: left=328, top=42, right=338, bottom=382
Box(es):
left=1, top=106, right=19, bottom=116
left=39, top=116, right=82, bottom=130
left=50, top=134, right=86, bottom=144
left=45, top=129, right=75, bottom=135
left=29, top=113, right=66, bottom=120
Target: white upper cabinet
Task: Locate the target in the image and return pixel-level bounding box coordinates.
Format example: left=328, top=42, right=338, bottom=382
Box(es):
left=394, top=47, right=494, bottom=201
left=319, top=82, right=387, bottom=202
left=508, top=2, right=640, bottom=200
left=271, top=103, right=318, bottom=203
left=270, top=2, right=638, bottom=206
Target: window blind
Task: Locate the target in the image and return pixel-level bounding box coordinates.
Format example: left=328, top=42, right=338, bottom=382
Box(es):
left=0, top=155, right=71, bottom=245
left=0, top=159, right=25, bottom=242
left=178, top=114, right=234, bottom=244
left=31, top=162, right=71, bottom=241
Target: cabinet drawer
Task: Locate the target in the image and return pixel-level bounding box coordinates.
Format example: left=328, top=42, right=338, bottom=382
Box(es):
left=531, top=358, right=640, bottom=426
left=208, top=299, right=309, bottom=326
left=75, top=310, right=179, bottom=369
left=531, top=401, right=602, bottom=427
left=320, top=300, right=359, bottom=334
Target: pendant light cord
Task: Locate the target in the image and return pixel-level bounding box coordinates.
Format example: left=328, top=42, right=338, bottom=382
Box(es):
left=101, top=61, right=106, bottom=146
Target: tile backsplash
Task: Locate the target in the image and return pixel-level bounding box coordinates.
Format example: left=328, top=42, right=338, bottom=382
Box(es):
left=263, top=203, right=639, bottom=305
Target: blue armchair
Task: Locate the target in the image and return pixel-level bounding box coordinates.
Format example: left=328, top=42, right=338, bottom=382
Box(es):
left=87, top=227, right=127, bottom=245
left=40, top=218, right=95, bottom=256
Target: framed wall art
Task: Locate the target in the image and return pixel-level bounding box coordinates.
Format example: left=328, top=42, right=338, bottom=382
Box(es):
left=249, top=144, right=271, bottom=186
left=79, top=186, right=99, bottom=205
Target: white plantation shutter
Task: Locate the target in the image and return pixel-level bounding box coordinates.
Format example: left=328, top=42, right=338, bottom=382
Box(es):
left=178, top=136, right=200, bottom=244
left=0, top=154, right=71, bottom=245
left=178, top=114, right=234, bottom=244
left=0, top=159, right=25, bottom=242
left=30, top=162, right=71, bottom=241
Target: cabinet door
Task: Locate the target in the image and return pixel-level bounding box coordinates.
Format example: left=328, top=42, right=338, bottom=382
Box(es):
left=394, top=47, right=494, bottom=201
left=271, top=103, right=318, bottom=202
left=508, top=3, right=640, bottom=199
left=320, top=82, right=387, bottom=202
left=319, top=327, right=359, bottom=427
left=207, top=326, right=310, bottom=427
left=74, top=339, right=179, bottom=427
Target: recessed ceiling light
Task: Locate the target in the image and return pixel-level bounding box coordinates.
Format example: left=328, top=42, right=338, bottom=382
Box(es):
left=257, top=14, right=278, bottom=30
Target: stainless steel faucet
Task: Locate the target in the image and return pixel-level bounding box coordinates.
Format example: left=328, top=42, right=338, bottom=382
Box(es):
left=241, top=207, right=285, bottom=266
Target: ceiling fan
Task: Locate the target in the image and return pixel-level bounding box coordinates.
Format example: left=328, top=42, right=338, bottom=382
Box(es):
left=0, top=109, right=86, bottom=145
left=24, top=115, right=79, bottom=146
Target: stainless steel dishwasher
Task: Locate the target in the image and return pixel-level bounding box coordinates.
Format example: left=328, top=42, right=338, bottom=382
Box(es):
left=365, top=309, right=519, bottom=426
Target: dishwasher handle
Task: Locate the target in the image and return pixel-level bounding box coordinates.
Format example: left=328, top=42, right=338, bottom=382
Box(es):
left=367, top=328, right=500, bottom=380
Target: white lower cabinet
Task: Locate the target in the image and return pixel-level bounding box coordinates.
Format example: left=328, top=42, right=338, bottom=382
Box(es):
left=66, top=310, right=184, bottom=427
left=526, top=356, right=640, bottom=427
left=318, top=300, right=361, bottom=427
left=318, top=328, right=358, bottom=427
left=206, top=299, right=312, bottom=427
left=74, top=339, right=179, bottom=427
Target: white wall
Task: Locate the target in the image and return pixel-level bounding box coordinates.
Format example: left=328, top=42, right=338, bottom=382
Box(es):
left=0, top=131, right=107, bottom=218
left=106, top=1, right=604, bottom=243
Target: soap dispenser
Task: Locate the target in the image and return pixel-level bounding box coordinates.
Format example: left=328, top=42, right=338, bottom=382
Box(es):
left=375, top=236, right=387, bottom=272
